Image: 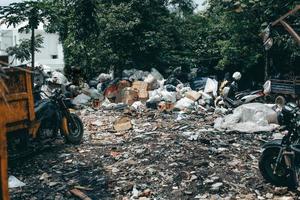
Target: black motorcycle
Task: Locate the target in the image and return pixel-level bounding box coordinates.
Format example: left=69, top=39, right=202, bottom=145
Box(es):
left=8, top=88, right=84, bottom=156
left=259, top=102, right=300, bottom=188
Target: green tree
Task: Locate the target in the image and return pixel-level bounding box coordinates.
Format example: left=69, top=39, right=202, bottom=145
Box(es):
left=0, top=1, right=51, bottom=68
left=6, top=34, right=44, bottom=64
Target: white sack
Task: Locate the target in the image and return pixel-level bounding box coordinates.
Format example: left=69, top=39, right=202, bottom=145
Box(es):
left=204, top=78, right=218, bottom=97
left=214, top=103, right=279, bottom=133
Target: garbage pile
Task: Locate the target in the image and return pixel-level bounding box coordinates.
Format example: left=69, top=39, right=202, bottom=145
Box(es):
left=66, top=68, right=279, bottom=134
left=9, top=106, right=297, bottom=200
left=72, top=68, right=218, bottom=113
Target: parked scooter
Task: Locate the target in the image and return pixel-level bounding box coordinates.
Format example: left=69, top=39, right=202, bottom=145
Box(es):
left=259, top=102, right=300, bottom=188
left=215, top=73, right=270, bottom=108
left=8, top=88, right=84, bottom=157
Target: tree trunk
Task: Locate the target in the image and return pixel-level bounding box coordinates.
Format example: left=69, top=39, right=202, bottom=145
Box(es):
left=31, top=27, right=35, bottom=68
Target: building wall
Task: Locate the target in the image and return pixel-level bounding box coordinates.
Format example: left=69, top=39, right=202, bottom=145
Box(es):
left=0, top=29, right=64, bottom=70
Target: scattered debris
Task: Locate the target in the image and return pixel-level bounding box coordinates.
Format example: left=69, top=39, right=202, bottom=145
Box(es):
left=114, top=117, right=132, bottom=132
left=70, top=189, right=92, bottom=200
left=8, top=176, right=26, bottom=188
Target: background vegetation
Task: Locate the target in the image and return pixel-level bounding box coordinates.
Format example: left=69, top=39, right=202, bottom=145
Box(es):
left=1, top=0, right=299, bottom=84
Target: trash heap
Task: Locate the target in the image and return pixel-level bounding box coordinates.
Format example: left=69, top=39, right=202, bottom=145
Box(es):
left=72, top=68, right=218, bottom=113
left=70, top=68, right=280, bottom=133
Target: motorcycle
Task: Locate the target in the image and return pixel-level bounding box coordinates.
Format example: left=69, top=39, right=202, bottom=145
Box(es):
left=215, top=80, right=271, bottom=108
left=259, top=102, right=300, bottom=188
left=8, top=88, right=84, bottom=157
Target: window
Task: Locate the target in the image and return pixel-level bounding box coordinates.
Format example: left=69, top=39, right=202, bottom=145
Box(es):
left=51, top=55, right=58, bottom=59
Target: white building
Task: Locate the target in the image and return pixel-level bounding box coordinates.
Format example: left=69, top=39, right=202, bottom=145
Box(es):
left=0, top=28, right=64, bottom=70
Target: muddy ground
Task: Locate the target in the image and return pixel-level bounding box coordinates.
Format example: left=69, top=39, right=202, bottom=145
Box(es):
left=8, top=108, right=299, bottom=200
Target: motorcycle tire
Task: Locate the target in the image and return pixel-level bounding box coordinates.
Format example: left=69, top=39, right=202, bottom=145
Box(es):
left=259, top=148, right=296, bottom=187
left=65, top=113, right=84, bottom=145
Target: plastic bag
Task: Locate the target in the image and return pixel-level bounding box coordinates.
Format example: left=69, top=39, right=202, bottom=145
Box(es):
left=72, top=93, right=91, bottom=105
left=97, top=73, right=112, bottom=82
left=174, top=97, right=195, bottom=110
left=49, top=71, right=69, bottom=85
left=160, top=91, right=177, bottom=103
left=9, top=176, right=26, bottom=188
left=204, top=78, right=218, bottom=97
left=214, top=103, right=279, bottom=133
left=263, top=80, right=271, bottom=95
left=151, top=68, right=164, bottom=80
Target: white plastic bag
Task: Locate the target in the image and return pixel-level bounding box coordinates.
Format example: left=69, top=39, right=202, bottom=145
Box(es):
left=214, top=103, right=279, bottom=133
left=174, top=97, right=195, bottom=110
left=160, top=91, right=177, bottom=103
left=72, top=93, right=91, bottom=105
left=204, top=78, right=218, bottom=97
left=9, top=176, right=26, bottom=188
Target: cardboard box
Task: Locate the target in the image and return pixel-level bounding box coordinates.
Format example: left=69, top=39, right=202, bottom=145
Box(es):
left=116, top=87, right=138, bottom=105
left=185, top=90, right=201, bottom=101
left=132, top=81, right=149, bottom=100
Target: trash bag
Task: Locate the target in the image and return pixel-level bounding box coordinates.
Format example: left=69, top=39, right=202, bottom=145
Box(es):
left=165, top=77, right=182, bottom=87
left=160, top=91, right=177, bottom=103
left=97, top=73, right=112, bottom=82
left=204, top=78, right=218, bottom=97
left=148, top=90, right=162, bottom=103
left=214, top=103, right=279, bottom=133
left=8, top=176, right=26, bottom=188
left=131, top=101, right=146, bottom=111
left=165, top=84, right=177, bottom=92
left=89, top=80, right=99, bottom=88
left=174, top=97, right=195, bottom=110
left=48, top=71, right=69, bottom=85
left=126, top=70, right=149, bottom=81
left=151, top=68, right=164, bottom=80
left=122, top=69, right=137, bottom=79
left=191, top=77, right=207, bottom=91
left=72, top=94, right=91, bottom=105
left=88, top=88, right=104, bottom=100
left=263, top=80, right=271, bottom=95
left=144, top=74, right=160, bottom=90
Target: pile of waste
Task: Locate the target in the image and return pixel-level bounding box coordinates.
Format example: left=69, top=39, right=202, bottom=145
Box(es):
left=33, top=65, right=280, bottom=134
left=8, top=107, right=297, bottom=200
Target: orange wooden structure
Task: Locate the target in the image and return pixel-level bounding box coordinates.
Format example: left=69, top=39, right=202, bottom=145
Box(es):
left=0, top=67, right=35, bottom=200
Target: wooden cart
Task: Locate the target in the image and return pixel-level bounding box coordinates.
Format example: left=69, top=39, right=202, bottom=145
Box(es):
left=0, top=67, right=35, bottom=200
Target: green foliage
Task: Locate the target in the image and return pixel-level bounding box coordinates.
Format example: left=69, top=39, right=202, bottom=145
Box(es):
left=2, top=0, right=297, bottom=81
left=0, top=1, right=51, bottom=32
left=6, top=35, right=44, bottom=63
left=204, top=0, right=299, bottom=78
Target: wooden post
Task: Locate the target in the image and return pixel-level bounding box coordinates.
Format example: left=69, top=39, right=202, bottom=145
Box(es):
left=0, top=121, right=9, bottom=200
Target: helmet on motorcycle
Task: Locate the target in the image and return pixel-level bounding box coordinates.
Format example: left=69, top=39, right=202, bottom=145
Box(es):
left=232, top=72, right=242, bottom=81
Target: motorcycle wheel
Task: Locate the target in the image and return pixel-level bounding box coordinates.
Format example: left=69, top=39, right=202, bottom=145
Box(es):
left=259, top=148, right=296, bottom=187
left=65, top=113, right=84, bottom=144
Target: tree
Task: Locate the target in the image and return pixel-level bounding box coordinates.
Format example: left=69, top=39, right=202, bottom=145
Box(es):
left=0, top=1, right=51, bottom=68
left=6, top=34, right=44, bottom=64
left=45, top=0, right=195, bottom=79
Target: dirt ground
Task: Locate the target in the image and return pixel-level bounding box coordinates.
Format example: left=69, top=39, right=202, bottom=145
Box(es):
left=8, top=108, right=300, bottom=200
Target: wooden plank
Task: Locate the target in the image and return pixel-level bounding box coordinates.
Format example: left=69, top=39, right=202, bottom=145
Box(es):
left=25, top=70, right=35, bottom=121
left=4, top=93, right=29, bottom=102
left=279, top=20, right=300, bottom=45
left=0, top=115, right=9, bottom=200
left=272, top=5, right=300, bottom=26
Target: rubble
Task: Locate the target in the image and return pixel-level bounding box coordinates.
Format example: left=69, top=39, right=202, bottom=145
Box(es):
left=9, top=67, right=298, bottom=199
left=8, top=105, right=298, bottom=199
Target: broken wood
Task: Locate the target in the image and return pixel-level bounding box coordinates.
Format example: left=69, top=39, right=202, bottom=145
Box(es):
left=70, top=189, right=92, bottom=200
